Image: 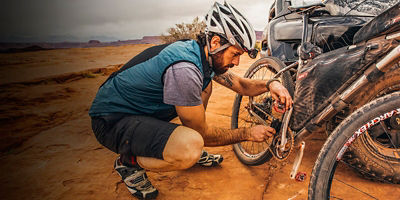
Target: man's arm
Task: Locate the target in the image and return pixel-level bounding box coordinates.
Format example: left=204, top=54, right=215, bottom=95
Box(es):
left=213, top=71, right=293, bottom=110
left=213, top=71, right=267, bottom=96
left=175, top=104, right=275, bottom=147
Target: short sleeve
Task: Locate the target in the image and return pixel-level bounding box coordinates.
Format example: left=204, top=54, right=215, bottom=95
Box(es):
left=163, top=62, right=203, bottom=106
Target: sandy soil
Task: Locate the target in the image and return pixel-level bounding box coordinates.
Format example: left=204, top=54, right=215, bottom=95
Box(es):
left=0, top=44, right=398, bottom=200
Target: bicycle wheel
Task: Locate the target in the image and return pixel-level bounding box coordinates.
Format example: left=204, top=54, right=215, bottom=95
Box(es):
left=231, top=57, right=294, bottom=165
left=308, top=92, right=400, bottom=200
left=339, top=66, right=400, bottom=183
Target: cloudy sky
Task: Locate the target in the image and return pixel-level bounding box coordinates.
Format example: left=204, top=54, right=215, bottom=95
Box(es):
left=1, top=0, right=273, bottom=43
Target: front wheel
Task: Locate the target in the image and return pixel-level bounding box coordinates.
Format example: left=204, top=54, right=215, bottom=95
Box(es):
left=231, top=57, right=294, bottom=165
left=308, top=92, right=400, bottom=199
left=327, top=65, right=400, bottom=183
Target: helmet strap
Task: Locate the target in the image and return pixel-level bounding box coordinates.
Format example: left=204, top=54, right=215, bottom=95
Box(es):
left=209, top=43, right=231, bottom=55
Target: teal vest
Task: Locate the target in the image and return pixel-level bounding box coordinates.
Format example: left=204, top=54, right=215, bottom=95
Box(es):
left=89, top=40, right=213, bottom=117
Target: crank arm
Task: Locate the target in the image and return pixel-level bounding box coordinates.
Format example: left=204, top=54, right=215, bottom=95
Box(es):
left=290, top=141, right=305, bottom=179
left=279, top=107, right=293, bottom=151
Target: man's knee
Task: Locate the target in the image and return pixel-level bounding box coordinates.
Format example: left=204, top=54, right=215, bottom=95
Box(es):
left=163, top=126, right=204, bottom=169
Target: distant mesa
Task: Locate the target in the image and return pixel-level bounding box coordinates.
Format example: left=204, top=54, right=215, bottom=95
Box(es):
left=88, top=40, right=101, bottom=44
left=0, top=32, right=262, bottom=53
left=0, top=36, right=162, bottom=53
left=0, top=45, right=53, bottom=53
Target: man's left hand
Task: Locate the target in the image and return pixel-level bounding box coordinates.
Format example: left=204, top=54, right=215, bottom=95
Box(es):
left=268, top=81, right=293, bottom=110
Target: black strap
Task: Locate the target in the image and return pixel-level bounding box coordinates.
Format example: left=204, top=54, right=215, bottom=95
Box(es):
left=99, top=43, right=172, bottom=88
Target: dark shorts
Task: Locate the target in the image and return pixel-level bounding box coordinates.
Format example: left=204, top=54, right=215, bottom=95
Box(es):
left=91, top=113, right=179, bottom=160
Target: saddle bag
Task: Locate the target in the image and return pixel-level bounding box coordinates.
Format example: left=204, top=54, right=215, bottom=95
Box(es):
left=290, top=38, right=397, bottom=131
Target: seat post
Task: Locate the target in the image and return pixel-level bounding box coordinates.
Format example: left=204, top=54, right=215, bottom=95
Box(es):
left=301, top=11, right=310, bottom=44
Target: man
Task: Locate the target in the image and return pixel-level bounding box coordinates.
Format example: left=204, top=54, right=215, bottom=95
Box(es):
left=89, top=1, right=292, bottom=199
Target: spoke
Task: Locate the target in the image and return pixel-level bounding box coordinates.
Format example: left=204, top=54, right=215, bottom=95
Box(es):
left=237, top=63, right=278, bottom=155
left=251, top=139, right=255, bottom=154
left=254, top=68, right=260, bottom=80
left=261, top=140, right=266, bottom=151
left=332, top=177, right=379, bottom=200
left=261, top=93, right=269, bottom=99
left=392, top=130, right=400, bottom=148
left=379, top=120, right=400, bottom=151
left=329, top=196, right=344, bottom=200
left=261, top=65, right=268, bottom=80
left=242, top=141, right=248, bottom=152
left=379, top=121, right=397, bottom=148
left=239, top=110, right=256, bottom=124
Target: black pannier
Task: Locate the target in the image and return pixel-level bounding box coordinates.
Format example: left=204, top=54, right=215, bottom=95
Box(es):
left=290, top=38, right=397, bottom=131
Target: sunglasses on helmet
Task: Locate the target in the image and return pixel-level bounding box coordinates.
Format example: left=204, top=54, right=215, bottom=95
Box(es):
left=248, top=49, right=258, bottom=59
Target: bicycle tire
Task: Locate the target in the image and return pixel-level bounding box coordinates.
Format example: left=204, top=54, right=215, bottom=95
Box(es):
left=345, top=66, right=400, bottom=183
left=308, top=92, right=400, bottom=199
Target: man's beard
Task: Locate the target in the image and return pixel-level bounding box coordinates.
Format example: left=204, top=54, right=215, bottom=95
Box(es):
left=211, top=52, right=234, bottom=75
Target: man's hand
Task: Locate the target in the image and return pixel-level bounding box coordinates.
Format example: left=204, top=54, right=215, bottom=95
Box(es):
left=269, top=81, right=293, bottom=110
left=247, top=125, right=276, bottom=142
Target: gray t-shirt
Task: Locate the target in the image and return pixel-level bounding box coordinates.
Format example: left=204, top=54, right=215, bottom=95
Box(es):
left=163, top=62, right=203, bottom=106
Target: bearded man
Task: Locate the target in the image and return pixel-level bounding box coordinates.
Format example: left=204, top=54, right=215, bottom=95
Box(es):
left=89, top=1, right=292, bottom=199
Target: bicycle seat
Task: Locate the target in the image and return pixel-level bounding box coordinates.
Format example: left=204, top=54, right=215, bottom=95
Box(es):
left=353, top=2, right=400, bottom=44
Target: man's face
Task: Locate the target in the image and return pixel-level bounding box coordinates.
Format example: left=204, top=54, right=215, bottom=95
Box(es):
left=211, top=46, right=244, bottom=75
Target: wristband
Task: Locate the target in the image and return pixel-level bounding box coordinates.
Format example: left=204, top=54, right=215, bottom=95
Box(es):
left=266, top=78, right=280, bottom=90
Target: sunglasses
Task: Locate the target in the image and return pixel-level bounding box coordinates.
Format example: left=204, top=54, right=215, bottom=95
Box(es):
left=248, top=49, right=259, bottom=59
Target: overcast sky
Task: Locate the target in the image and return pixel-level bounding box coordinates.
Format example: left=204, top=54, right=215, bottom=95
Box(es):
left=1, top=0, right=273, bottom=43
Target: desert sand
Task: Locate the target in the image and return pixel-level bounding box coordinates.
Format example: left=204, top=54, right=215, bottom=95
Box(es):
left=0, top=44, right=397, bottom=200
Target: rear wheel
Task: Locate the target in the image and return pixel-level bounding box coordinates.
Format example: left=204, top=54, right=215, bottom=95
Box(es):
left=309, top=92, right=400, bottom=199
left=231, top=57, right=294, bottom=165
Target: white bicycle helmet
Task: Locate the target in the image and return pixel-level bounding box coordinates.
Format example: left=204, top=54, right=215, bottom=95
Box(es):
left=205, top=1, right=257, bottom=58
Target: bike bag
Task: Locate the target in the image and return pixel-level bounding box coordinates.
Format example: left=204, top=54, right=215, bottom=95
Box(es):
left=290, top=38, right=397, bottom=132
left=353, top=2, right=400, bottom=44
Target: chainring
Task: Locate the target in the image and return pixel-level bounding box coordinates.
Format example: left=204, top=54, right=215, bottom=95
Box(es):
left=270, top=126, right=294, bottom=161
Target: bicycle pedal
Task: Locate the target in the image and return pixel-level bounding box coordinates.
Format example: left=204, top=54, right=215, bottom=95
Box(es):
left=273, top=101, right=286, bottom=113
left=295, top=172, right=307, bottom=182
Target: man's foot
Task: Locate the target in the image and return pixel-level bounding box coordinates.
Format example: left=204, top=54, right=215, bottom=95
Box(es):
left=114, top=157, right=158, bottom=199
left=196, top=150, right=223, bottom=167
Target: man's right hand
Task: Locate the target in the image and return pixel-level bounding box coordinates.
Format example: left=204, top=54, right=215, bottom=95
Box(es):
left=247, top=125, right=276, bottom=142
